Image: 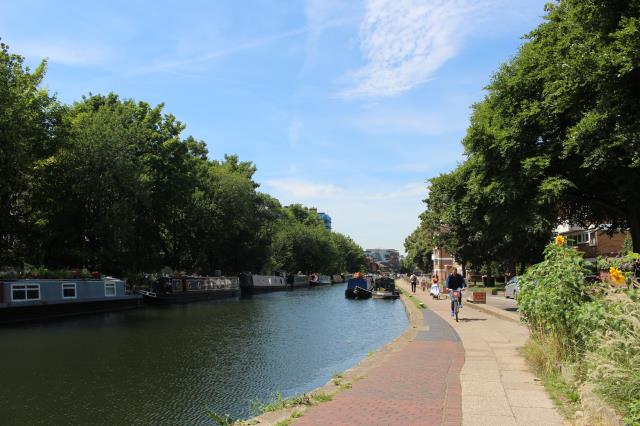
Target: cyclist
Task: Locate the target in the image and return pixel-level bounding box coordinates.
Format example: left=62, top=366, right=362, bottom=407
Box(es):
left=446, top=268, right=467, bottom=317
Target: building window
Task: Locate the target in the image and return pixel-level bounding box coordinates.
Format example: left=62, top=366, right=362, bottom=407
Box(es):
left=11, top=284, right=40, bottom=301
left=62, top=283, right=77, bottom=299
left=105, top=281, right=116, bottom=297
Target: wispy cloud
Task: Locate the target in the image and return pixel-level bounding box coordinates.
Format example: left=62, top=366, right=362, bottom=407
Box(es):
left=13, top=39, right=111, bottom=66
left=134, top=27, right=308, bottom=75
left=265, top=178, right=425, bottom=203
left=266, top=178, right=344, bottom=199
left=341, top=0, right=483, bottom=98
left=264, top=177, right=428, bottom=250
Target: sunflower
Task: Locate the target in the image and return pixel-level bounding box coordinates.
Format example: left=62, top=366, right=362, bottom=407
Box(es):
left=609, top=267, right=625, bottom=285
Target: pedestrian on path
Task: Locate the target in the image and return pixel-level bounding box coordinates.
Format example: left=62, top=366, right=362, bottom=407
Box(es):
left=410, top=273, right=417, bottom=293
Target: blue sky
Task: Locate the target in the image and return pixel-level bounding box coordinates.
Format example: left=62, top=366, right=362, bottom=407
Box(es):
left=1, top=0, right=548, bottom=253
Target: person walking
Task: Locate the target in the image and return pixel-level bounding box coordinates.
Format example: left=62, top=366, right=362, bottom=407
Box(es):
left=410, top=273, right=417, bottom=293
left=446, top=268, right=467, bottom=317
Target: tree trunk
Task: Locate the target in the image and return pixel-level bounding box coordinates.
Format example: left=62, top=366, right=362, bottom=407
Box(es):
left=629, top=206, right=640, bottom=253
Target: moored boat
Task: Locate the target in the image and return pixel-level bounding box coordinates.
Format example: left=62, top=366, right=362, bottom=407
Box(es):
left=239, top=273, right=288, bottom=294
left=309, top=274, right=332, bottom=286
left=287, top=273, right=310, bottom=288
left=1, top=277, right=141, bottom=324
left=344, top=276, right=372, bottom=299
left=331, top=274, right=345, bottom=283
left=371, top=277, right=400, bottom=299
left=140, top=275, right=240, bottom=304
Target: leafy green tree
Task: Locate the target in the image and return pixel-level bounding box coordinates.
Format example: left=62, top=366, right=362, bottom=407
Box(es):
left=0, top=42, right=62, bottom=265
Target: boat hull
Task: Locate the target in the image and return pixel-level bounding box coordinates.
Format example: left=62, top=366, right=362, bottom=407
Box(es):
left=372, top=291, right=400, bottom=300
left=345, top=286, right=372, bottom=299
left=0, top=297, right=142, bottom=324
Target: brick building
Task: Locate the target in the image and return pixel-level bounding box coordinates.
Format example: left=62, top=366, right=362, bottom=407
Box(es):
left=431, top=247, right=463, bottom=283
left=555, top=224, right=627, bottom=261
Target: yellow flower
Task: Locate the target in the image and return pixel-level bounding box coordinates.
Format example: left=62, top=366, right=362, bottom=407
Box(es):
left=555, top=235, right=565, bottom=246
left=609, top=267, right=625, bottom=285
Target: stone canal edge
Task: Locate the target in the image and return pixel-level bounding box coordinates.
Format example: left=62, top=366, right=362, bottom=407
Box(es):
left=246, top=281, right=464, bottom=426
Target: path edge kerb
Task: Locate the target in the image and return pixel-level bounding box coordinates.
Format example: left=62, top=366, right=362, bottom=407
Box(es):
left=243, top=285, right=423, bottom=425
left=463, top=301, right=522, bottom=325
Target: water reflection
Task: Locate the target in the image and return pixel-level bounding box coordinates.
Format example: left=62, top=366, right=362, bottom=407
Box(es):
left=1, top=285, right=407, bottom=425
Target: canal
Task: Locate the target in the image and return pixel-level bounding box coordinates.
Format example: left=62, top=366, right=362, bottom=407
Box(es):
left=0, top=284, right=408, bottom=425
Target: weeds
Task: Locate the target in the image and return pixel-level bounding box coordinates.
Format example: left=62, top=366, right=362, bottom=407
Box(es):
left=250, top=392, right=311, bottom=415
left=207, top=411, right=236, bottom=426
left=312, top=393, right=332, bottom=402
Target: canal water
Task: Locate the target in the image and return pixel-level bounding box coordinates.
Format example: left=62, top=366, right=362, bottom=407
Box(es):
left=0, top=285, right=408, bottom=425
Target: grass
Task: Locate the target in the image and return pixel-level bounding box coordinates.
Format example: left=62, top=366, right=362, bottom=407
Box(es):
left=274, top=410, right=304, bottom=426
left=312, top=393, right=333, bottom=402
left=398, top=287, right=426, bottom=310
left=331, top=371, right=343, bottom=385
left=521, top=337, right=580, bottom=420
left=207, top=411, right=236, bottom=426
left=250, top=392, right=311, bottom=415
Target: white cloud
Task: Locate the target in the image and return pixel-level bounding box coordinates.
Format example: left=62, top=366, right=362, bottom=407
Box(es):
left=264, top=178, right=428, bottom=251
left=341, top=0, right=485, bottom=98
left=266, top=179, right=344, bottom=199
left=13, top=39, right=111, bottom=66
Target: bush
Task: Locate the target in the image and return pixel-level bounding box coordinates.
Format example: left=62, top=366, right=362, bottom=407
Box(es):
left=520, top=242, right=640, bottom=422
left=517, top=243, right=592, bottom=360
left=585, top=290, right=640, bottom=423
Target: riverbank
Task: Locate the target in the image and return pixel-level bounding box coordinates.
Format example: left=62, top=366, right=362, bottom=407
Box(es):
left=241, top=286, right=424, bottom=425
left=240, top=280, right=467, bottom=425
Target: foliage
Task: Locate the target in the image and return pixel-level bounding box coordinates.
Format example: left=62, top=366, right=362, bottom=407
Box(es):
left=206, top=411, right=236, bottom=426
left=407, top=0, right=640, bottom=274
left=250, top=392, right=311, bottom=415
left=0, top=42, right=366, bottom=277
left=517, top=243, right=592, bottom=358
left=268, top=205, right=366, bottom=275
left=403, top=225, right=433, bottom=273
left=0, top=41, right=63, bottom=266
left=519, top=243, right=640, bottom=420
left=584, top=290, right=640, bottom=423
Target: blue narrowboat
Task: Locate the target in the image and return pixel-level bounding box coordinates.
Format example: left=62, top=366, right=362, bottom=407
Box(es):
left=0, top=277, right=141, bottom=324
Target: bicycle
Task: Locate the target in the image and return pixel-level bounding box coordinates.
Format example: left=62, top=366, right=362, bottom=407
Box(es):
left=450, top=288, right=464, bottom=322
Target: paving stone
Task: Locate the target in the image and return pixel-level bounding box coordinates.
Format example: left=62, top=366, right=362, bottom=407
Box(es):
left=511, top=407, right=564, bottom=426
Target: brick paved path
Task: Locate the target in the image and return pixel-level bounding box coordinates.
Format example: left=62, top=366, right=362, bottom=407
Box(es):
left=295, top=309, right=464, bottom=426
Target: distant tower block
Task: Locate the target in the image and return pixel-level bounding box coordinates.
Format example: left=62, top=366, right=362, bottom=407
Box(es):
left=317, top=212, right=332, bottom=230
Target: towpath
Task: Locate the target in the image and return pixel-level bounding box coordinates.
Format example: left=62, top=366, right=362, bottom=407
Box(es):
left=292, top=280, right=564, bottom=426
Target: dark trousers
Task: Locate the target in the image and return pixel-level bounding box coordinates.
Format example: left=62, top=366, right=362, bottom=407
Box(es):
left=411, top=282, right=417, bottom=292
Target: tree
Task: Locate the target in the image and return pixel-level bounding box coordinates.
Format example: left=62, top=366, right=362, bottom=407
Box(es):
left=0, top=42, right=62, bottom=266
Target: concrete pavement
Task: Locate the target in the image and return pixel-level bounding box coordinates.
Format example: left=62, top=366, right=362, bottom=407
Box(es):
left=402, top=280, right=565, bottom=426
left=262, top=280, right=565, bottom=426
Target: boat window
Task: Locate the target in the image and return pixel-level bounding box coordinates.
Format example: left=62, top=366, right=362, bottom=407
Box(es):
left=62, top=283, right=77, bottom=299
left=105, top=281, right=116, bottom=297
left=11, top=284, right=40, bottom=302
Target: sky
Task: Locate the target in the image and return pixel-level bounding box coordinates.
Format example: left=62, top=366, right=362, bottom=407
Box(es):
left=1, top=0, right=549, bottom=253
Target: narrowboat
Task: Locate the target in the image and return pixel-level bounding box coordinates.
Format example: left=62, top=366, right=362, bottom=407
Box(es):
left=239, top=273, right=288, bottom=294
left=139, top=275, right=240, bottom=304
left=0, top=277, right=141, bottom=324
left=331, top=274, right=345, bottom=283
left=287, top=273, right=310, bottom=288
left=344, top=277, right=372, bottom=299
left=309, top=274, right=332, bottom=286
left=371, top=277, right=400, bottom=299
